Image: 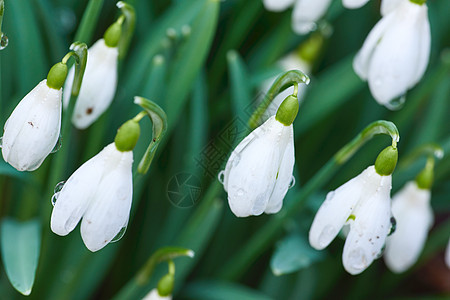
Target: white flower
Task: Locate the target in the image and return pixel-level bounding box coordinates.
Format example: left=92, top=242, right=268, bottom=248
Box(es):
left=384, top=181, right=433, bottom=273
left=446, top=238, right=450, bottom=269
left=342, top=0, right=370, bottom=9
left=1, top=80, right=62, bottom=171
left=381, top=0, right=403, bottom=16
left=263, top=0, right=369, bottom=35
left=353, top=0, right=430, bottom=108
left=309, top=166, right=392, bottom=275
left=262, top=53, right=311, bottom=117
left=142, top=289, right=172, bottom=300
left=220, top=115, right=295, bottom=217
left=63, top=39, right=118, bottom=129
left=50, top=142, right=133, bottom=252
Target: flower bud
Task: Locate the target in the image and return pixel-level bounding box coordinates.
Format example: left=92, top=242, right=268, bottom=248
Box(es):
left=157, top=273, right=174, bottom=297
left=114, top=120, right=140, bottom=152
left=375, top=146, right=398, bottom=176
left=47, top=62, right=68, bottom=90
left=415, top=163, right=434, bottom=190
left=275, top=95, right=299, bottom=126
left=104, top=22, right=122, bottom=48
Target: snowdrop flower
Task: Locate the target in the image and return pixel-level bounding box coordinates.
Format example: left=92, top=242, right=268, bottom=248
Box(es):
left=1, top=63, right=67, bottom=171
left=263, top=0, right=369, bottom=35
left=63, top=22, right=120, bottom=129
left=309, top=146, right=398, bottom=275
left=219, top=93, right=299, bottom=217
left=353, top=0, right=430, bottom=108
left=383, top=181, right=433, bottom=273
left=50, top=142, right=133, bottom=251
left=142, top=289, right=172, bottom=300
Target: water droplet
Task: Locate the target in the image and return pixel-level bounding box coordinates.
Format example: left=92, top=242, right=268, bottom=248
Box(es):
left=236, top=188, right=245, bottom=197
left=318, top=225, right=336, bottom=248
left=111, top=225, right=127, bottom=243
left=385, top=94, right=406, bottom=111
left=0, top=33, right=9, bottom=50
left=51, top=192, right=60, bottom=206
left=347, top=247, right=368, bottom=271
left=51, top=135, right=63, bottom=153
left=0, top=136, right=3, bottom=148
left=288, top=176, right=296, bottom=189
left=218, top=170, right=225, bottom=185
left=51, top=181, right=66, bottom=206
left=388, top=216, right=396, bottom=236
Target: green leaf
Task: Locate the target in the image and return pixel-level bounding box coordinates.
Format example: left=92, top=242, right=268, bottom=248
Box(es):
left=0, top=218, right=41, bottom=296
left=182, top=280, right=274, bottom=300
left=270, top=234, right=324, bottom=276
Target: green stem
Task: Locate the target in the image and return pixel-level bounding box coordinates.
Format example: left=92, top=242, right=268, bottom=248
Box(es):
left=0, top=0, right=4, bottom=33
left=74, top=0, right=105, bottom=44
left=116, top=1, right=136, bottom=60
left=218, top=120, right=399, bottom=280
left=248, top=70, right=309, bottom=129
left=398, top=143, right=444, bottom=170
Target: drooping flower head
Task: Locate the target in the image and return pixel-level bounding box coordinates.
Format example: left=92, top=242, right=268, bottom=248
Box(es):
left=353, top=0, right=430, bottom=108
left=309, top=145, right=398, bottom=274
left=1, top=63, right=68, bottom=171
left=220, top=90, right=300, bottom=217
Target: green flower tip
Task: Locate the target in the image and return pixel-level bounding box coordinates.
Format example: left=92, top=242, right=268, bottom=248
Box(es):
left=415, top=165, right=433, bottom=190
left=104, top=22, right=122, bottom=48
left=46, top=62, right=68, bottom=90
left=410, top=0, right=426, bottom=5
left=157, top=273, right=174, bottom=297
left=114, top=119, right=140, bottom=152
left=297, top=33, right=324, bottom=64
left=375, top=146, right=398, bottom=176
left=275, top=95, right=299, bottom=126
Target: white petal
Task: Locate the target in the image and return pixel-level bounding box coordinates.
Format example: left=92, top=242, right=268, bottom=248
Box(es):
left=263, top=0, right=294, bottom=11
left=342, top=173, right=392, bottom=275
left=2, top=80, right=61, bottom=171
left=309, top=167, right=372, bottom=250
left=67, top=39, right=118, bottom=129
left=381, top=0, right=403, bottom=16
left=81, top=144, right=133, bottom=252
left=142, top=289, right=172, bottom=300
left=409, top=5, right=430, bottom=87
left=265, top=125, right=295, bottom=214
left=50, top=149, right=105, bottom=236
left=353, top=13, right=394, bottom=80
left=342, top=0, right=370, bottom=9
left=384, top=181, right=433, bottom=273
left=292, top=0, right=332, bottom=34
left=225, top=117, right=286, bottom=217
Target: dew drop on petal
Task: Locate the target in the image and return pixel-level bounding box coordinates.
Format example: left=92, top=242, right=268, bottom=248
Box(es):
left=288, top=176, right=296, bottom=189
left=385, top=94, right=406, bottom=111
left=318, top=225, right=336, bottom=248
left=51, top=181, right=66, bottom=206
left=376, top=243, right=386, bottom=259
left=388, top=216, right=396, bottom=236
left=0, top=33, right=9, bottom=50
left=236, top=188, right=245, bottom=197
left=51, top=135, right=63, bottom=153
left=110, top=225, right=127, bottom=243
left=347, top=247, right=368, bottom=271
left=0, top=136, right=3, bottom=148
left=51, top=192, right=60, bottom=206
left=218, top=170, right=225, bottom=185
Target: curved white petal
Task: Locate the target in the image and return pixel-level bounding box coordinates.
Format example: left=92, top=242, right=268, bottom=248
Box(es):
left=81, top=144, right=133, bottom=252
left=381, top=0, right=403, bottom=16
left=225, top=117, right=287, bottom=217
left=2, top=80, right=61, bottom=171
left=64, top=39, right=118, bottom=129
left=342, top=0, right=370, bottom=9
left=342, top=173, right=392, bottom=275
left=265, top=125, right=295, bottom=214
left=309, top=167, right=371, bottom=250
left=142, top=289, right=172, bottom=300
left=353, top=13, right=394, bottom=80
left=263, top=0, right=295, bottom=12
left=292, top=0, right=332, bottom=34
left=384, top=181, right=433, bottom=273
left=50, top=149, right=105, bottom=236
left=409, top=5, right=430, bottom=87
